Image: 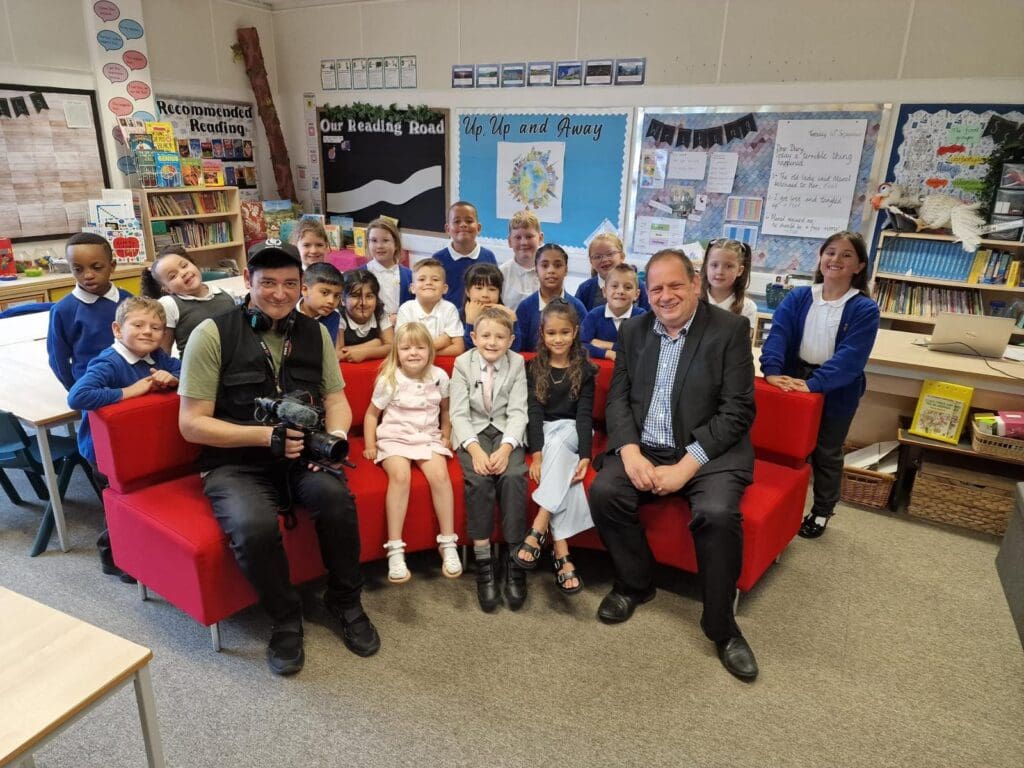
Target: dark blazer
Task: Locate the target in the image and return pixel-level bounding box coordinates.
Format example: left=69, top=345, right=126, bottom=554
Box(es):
left=605, top=300, right=755, bottom=476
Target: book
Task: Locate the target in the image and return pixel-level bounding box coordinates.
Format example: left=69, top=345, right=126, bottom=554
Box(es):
left=189, top=139, right=202, bottom=157
left=263, top=200, right=294, bottom=239
left=145, top=121, right=177, bottom=152
left=177, top=139, right=191, bottom=158
left=240, top=200, right=267, bottom=245
left=909, top=380, right=974, bottom=445
left=201, top=159, right=224, bottom=186
left=224, top=166, right=236, bottom=187
left=200, top=140, right=213, bottom=158
left=181, top=158, right=203, bottom=187
left=212, top=138, right=224, bottom=158
left=154, top=152, right=182, bottom=188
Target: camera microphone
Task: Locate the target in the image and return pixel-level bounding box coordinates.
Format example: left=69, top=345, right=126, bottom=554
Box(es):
left=254, top=396, right=320, bottom=429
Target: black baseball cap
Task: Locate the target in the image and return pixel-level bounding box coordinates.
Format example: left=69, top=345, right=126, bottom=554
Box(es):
left=247, top=238, right=302, bottom=270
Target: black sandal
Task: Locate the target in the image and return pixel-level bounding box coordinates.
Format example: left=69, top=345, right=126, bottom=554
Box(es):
left=512, top=528, right=548, bottom=570
left=552, top=554, right=583, bottom=595
left=798, top=512, right=832, bottom=539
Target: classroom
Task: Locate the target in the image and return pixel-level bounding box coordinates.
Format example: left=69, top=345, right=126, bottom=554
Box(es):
left=0, top=1, right=1022, bottom=767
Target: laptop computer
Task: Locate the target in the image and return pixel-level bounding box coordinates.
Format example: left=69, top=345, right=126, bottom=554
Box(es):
left=926, top=312, right=1015, bottom=358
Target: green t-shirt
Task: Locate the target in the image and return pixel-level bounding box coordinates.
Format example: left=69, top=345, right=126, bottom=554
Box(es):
left=179, top=318, right=344, bottom=402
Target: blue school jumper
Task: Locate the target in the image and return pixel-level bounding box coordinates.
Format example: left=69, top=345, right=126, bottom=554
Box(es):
left=47, top=287, right=132, bottom=390
left=580, top=304, right=646, bottom=359
left=574, top=275, right=651, bottom=312
left=432, top=245, right=497, bottom=305
left=514, top=291, right=588, bottom=353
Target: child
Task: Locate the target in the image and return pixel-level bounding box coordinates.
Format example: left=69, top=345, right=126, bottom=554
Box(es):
left=362, top=322, right=461, bottom=582
left=580, top=263, right=645, bottom=360
left=514, top=300, right=596, bottom=594
left=297, top=262, right=343, bottom=344
left=449, top=306, right=529, bottom=612
left=574, top=233, right=650, bottom=311
left=514, top=244, right=587, bottom=353
left=396, top=258, right=465, bottom=356
left=48, top=232, right=132, bottom=390
left=67, top=297, right=181, bottom=581
left=291, top=217, right=329, bottom=269
left=431, top=201, right=496, bottom=305
left=700, top=239, right=758, bottom=331
left=499, top=210, right=543, bottom=310
left=141, top=244, right=237, bottom=354
left=363, top=217, right=412, bottom=325
left=337, top=269, right=394, bottom=362
left=760, top=231, right=880, bottom=539
left=461, top=261, right=522, bottom=352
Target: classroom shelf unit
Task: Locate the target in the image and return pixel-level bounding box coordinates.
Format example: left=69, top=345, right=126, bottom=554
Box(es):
left=870, top=230, right=1024, bottom=338
left=136, top=186, right=245, bottom=273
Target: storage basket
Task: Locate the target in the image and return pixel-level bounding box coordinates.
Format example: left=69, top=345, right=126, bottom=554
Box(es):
left=971, top=423, right=1024, bottom=462
left=840, top=465, right=895, bottom=509
left=907, top=461, right=1015, bottom=536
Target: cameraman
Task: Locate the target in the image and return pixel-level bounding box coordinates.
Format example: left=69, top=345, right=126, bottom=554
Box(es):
left=178, top=239, right=379, bottom=675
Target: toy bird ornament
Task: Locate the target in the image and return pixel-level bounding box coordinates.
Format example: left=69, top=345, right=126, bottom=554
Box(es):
left=871, top=182, right=985, bottom=252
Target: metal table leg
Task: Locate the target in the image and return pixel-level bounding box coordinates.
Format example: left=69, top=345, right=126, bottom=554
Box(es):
left=133, top=665, right=166, bottom=767
left=34, top=427, right=68, bottom=552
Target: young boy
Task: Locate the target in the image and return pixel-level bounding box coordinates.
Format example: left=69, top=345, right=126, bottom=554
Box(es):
left=449, top=306, right=529, bottom=612
left=298, top=262, right=343, bottom=344
left=431, top=201, right=496, bottom=305
left=499, top=210, right=543, bottom=311
left=67, top=297, right=181, bottom=581
left=580, top=263, right=646, bottom=361
left=513, top=244, right=588, bottom=353
left=396, top=258, right=464, bottom=355
left=48, top=232, right=132, bottom=391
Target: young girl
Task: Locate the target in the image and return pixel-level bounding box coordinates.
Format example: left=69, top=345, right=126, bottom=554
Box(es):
left=140, top=245, right=237, bottom=354
left=362, top=322, right=461, bottom=582
left=290, top=218, right=329, bottom=269
left=363, top=217, right=411, bottom=325
left=513, top=300, right=596, bottom=594
left=759, top=231, right=880, bottom=538
left=575, top=233, right=650, bottom=311
left=337, top=269, right=394, bottom=362
left=700, top=239, right=758, bottom=332
left=461, top=261, right=521, bottom=352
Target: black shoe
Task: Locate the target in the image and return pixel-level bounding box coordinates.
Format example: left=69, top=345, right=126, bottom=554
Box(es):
left=99, top=553, right=136, bottom=584
left=267, top=626, right=304, bottom=676
left=597, top=588, right=655, bottom=624
left=504, top=554, right=527, bottom=611
left=323, top=597, right=381, bottom=657
left=798, top=511, right=832, bottom=539
left=715, top=636, right=758, bottom=681
left=475, top=556, right=500, bottom=613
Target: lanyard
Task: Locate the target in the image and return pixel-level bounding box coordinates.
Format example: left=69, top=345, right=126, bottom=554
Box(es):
left=256, top=329, right=293, bottom=395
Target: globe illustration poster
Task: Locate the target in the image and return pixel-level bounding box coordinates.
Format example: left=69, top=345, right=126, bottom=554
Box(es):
left=496, top=141, right=565, bottom=223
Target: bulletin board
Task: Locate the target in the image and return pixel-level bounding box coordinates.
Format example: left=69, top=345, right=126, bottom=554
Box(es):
left=0, top=84, right=110, bottom=241
left=454, top=109, right=632, bottom=249
left=628, top=105, right=888, bottom=275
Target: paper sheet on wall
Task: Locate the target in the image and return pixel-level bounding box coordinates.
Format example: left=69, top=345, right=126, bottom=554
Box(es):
left=706, top=152, right=738, bottom=194
left=496, top=141, right=565, bottom=223
left=762, top=118, right=866, bottom=238
left=668, top=150, right=707, bottom=180
left=63, top=99, right=93, bottom=128
left=633, top=215, right=685, bottom=255
left=640, top=149, right=667, bottom=189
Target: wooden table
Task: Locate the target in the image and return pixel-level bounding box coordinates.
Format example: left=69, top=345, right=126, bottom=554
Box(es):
left=0, top=587, right=165, bottom=767
left=0, top=312, right=49, bottom=347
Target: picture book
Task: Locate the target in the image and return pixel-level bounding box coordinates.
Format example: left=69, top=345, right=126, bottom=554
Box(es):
left=134, top=150, right=158, bottom=188
left=242, top=140, right=254, bottom=160
left=201, top=140, right=213, bottom=158
left=212, top=139, right=224, bottom=158
left=181, top=159, right=203, bottom=187
left=329, top=215, right=354, bottom=246
left=145, top=121, right=177, bottom=152
left=189, top=139, right=202, bottom=157
left=202, top=159, right=225, bottom=187
left=909, top=380, right=974, bottom=445
left=223, top=139, right=235, bottom=159
left=324, top=224, right=341, bottom=250
left=242, top=166, right=257, bottom=187
left=129, top=134, right=156, bottom=156
left=224, top=166, right=236, bottom=187
left=240, top=200, right=267, bottom=245
left=155, top=152, right=182, bottom=188
left=279, top=219, right=298, bottom=243
left=116, top=116, right=147, bottom=142
left=263, top=200, right=295, bottom=240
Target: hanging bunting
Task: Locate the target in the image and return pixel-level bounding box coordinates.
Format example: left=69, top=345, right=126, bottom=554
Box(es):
left=725, top=113, right=758, bottom=142
left=646, top=119, right=663, bottom=140
left=650, top=114, right=757, bottom=148
left=692, top=128, right=709, bottom=149
left=29, top=92, right=48, bottom=113
left=11, top=97, right=29, bottom=117
left=657, top=121, right=677, bottom=145
left=706, top=125, right=725, bottom=147
left=675, top=128, right=692, bottom=148
left=0, top=98, right=10, bottom=118
left=736, top=112, right=758, bottom=136
left=983, top=114, right=1024, bottom=144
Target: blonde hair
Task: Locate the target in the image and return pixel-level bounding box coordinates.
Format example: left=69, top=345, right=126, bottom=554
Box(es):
left=376, top=322, right=436, bottom=391
left=366, top=217, right=403, bottom=255
left=588, top=233, right=625, bottom=276
left=508, top=210, right=541, bottom=234
left=699, top=239, right=751, bottom=314
left=116, top=296, right=166, bottom=326
left=474, top=305, right=514, bottom=334
left=290, top=217, right=328, bottom=246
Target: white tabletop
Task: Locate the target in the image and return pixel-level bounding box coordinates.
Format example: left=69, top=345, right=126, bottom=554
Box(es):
left=0, top=310, right=50, bottom=347
left=0, top=339, right=75, bottom=426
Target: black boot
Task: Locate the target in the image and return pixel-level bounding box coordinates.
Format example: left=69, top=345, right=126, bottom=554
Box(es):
left=97, top=529, right=136, bottom=584
left=504, top=549, right=527, bottom=611
left=475, top=555, right=500, bottom=613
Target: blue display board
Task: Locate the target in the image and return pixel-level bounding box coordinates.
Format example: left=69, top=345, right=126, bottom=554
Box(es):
left=454, top=109, right=631, bottom=249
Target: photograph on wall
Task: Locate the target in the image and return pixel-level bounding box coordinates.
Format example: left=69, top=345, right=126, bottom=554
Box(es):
left=527, top=62, right=553, bottom=87
left=452, top=65, right=475, bottom=88
left=555, top=61, right=583, bottom=87
left=615, top=58, right=646, bottom=85
left=501, top=63, right=525, bottom=88
left=400, top=56, right=417, bottom=89
left=585, top=60, right=613, bottom=86
left=496, top=141, right=565, bottom=223
left=476, top=64, right=499, bottom=88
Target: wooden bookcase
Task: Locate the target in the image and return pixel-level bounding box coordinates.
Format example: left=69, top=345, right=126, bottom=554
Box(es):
left=870, top=230, right=1024, bottom=339
left=136, top=186, right=245, bottom=273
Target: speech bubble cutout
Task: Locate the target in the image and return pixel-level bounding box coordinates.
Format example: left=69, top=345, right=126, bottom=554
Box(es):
left=116, top=155, right=136, bottom=175
left=93, top=0, right=119, bottom=22
left=126, top=81, right=151, bottom=101
left=97, top=30, right=123, bottom=51
left=132, top=110, right=155, bottom=123
left=112, top=125, right=125, bottom=144
left=108, top=97, right=133, bottom=117
left=102, top=62, right=128, bottom=83
left=123, top=50, right=147, bottom=70
left=118, top=18, right=143, bottom=40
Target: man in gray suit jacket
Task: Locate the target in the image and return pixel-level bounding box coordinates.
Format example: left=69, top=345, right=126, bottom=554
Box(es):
left=449, top=307, right=530, bottom=612
left=589, top=248, right=759, bottom=680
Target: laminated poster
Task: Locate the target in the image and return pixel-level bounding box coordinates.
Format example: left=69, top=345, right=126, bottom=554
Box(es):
left=634, top=215, right=685, bottom=255
left=496, top=141, right=565, bottom=223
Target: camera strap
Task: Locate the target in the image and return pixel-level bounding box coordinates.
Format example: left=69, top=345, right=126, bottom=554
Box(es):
left=256, top=332, right=294, bottom=396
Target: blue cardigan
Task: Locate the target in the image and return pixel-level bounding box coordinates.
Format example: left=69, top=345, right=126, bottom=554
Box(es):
left=759, top=287, right=880, bottom=418
left=580, top=305, right=646, bottom=359
left=514, top=291, right=588, bottom=353
left=574, top=276, right=650, bottom=312
left=432, top=246, right=497, bottom=305
left=67, top=345, right=181, bottom=463
left=47, top=289, right=133, bottom=390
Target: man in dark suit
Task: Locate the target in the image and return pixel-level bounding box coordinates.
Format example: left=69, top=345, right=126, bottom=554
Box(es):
left=589, top=248, right=758, bottom=680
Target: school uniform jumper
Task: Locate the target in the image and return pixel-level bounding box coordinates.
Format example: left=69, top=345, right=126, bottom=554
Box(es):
left=432, top=244, right=497, bottom=305
left=580, top=304, right=646, bottom=359
left=47, top=284, right=132, bottom=390
left=574, top=275, right=651, bottom=312
left=514, top=291, right=588, bottom=353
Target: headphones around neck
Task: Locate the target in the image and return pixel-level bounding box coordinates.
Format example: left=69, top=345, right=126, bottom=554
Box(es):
left=242, top=299, right=297, bottom=336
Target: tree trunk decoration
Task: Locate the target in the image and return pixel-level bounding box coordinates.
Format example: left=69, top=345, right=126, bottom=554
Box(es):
left=235, top=27, right=296, bottom=202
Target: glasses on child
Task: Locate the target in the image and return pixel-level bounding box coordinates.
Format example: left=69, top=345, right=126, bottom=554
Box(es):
left=589, top=249, right=621, bottom=261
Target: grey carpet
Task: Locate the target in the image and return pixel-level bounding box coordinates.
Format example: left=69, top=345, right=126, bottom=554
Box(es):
left=1, top=465, right=1021, bottom=768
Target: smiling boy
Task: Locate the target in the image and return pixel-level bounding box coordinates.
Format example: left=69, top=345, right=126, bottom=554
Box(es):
left=395, top=258, right=465, bottom=355
left=431, top=201, right=497, bottom=305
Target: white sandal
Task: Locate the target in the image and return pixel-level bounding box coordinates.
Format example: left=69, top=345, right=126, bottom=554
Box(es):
left=384, top=539, right=411, bottom=584
left=436, top=533, right=462, bottom=578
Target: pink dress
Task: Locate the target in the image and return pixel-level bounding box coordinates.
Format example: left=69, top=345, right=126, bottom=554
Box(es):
left=371, top=366, right=452, bottom=462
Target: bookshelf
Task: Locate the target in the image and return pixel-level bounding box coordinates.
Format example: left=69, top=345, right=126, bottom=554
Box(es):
left=870, top=230, right=1024, bottom=338
left=136, top=186, right=245, bottom=273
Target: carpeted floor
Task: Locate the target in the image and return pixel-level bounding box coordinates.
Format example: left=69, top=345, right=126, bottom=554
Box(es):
left=1, top=466, right=1021, bottom=768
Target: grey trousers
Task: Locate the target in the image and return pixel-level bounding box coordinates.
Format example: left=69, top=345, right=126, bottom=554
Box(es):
left=458, top=425, right=528, bottom=545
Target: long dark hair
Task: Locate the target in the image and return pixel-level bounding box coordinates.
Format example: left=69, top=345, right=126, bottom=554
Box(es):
left=140, top=244, right=193, bottom=299
left=342, top=268, right=385, bottom=325
left=529, top=299, right=591, bottom=404
left=814, top=231, right=870, bottom=296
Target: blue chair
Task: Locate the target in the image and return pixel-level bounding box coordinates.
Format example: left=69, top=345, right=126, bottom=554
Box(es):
left=0, top=301, right=53, bottom=319
left=0, top=410, right=103, bottom=556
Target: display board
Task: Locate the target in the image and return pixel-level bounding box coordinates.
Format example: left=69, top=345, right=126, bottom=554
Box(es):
left=454, top=109, right=631, bottom=249
left=629, top=105, right=888, bottom=275
left=0, top=84, right=109, bottom=241
left=319, top=108, right=447, bottom=232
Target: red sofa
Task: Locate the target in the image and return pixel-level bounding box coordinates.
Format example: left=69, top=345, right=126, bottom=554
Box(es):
left=90, top=357, right=821, bottom=649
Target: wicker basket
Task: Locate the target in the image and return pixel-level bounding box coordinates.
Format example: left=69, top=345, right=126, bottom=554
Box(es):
left=971, top=423, right=1024, bottom=462
left=907, top=461, right=1015, bottom=535
left=840, top=465, right=895, bottom=509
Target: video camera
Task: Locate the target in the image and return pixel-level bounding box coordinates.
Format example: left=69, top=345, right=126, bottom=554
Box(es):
left=254, top=392, right=353, bottom=474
